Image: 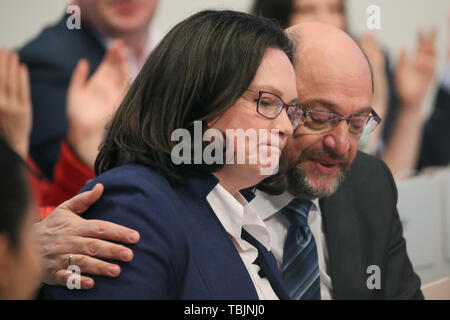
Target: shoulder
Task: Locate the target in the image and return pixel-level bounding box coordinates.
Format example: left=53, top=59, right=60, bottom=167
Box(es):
left=19, top=15, right=104, bottom=71
left=85, top=162, right=171, bottom=192
left=80, top=163, right=184, bottom=241
left=345, top=151, right=396, bottom=195
left=328, top=151, right=398, bottom=222
left=82, top=163, right=176, bottom=215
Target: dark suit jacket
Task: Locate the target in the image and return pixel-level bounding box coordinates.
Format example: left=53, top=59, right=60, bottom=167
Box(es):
left=320, top=151, right=423, bottom=299
left=418, top=86, right=450, bottom=170
left=41, top=163, right=289, bottom=300
left=19, top=15, right=105, bottom=178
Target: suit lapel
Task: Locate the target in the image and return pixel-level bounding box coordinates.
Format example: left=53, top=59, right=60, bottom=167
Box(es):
left=320, top=185, right=372, bottom=299
left=241, top=229, right=290, bottom=300
left=177, top=176, right=260, bottom=299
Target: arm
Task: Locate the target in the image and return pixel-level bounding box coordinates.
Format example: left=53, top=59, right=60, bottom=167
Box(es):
left=381, top=29, right=436, bottom=178
left=358, top=33, right=389, bottom=155
left=40, top=177, right=179, bottom=299
left=66, top=40, right=129, bottom=169
left=30, top=141, right=95, bottom=210
left=379, top=159, right=424, bottom=299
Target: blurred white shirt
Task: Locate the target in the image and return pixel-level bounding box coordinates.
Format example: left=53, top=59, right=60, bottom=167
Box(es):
left=103, top=29, right=163, bottom=80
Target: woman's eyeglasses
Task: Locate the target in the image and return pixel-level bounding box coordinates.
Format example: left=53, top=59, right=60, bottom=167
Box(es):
left=246, top=89, right=305, bottom=130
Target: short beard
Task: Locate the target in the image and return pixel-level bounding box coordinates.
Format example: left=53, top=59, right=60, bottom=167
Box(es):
left=287, top=163, right=346, bottom=199
left=287, top=149, right=350, bottom=199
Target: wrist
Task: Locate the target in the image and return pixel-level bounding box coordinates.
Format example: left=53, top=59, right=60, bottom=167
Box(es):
left=11, top=138, right=29, bottom=160
left=396, top=105, right=423, bottom=123
left=67, top=126, right=100, bottom=169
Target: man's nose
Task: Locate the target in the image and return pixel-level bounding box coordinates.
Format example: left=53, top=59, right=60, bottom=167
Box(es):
left=323, top=120, right=350, bottom=156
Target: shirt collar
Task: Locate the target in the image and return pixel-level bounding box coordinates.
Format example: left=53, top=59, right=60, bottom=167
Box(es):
left=207, top=184, right=272, bottom=250
left=251, top=189, right=320, bottom=221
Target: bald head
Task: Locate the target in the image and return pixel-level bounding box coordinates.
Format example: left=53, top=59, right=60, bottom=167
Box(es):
left=286, top=22, right=373, bottom=97
left=281, top=22, right=375, bottom=199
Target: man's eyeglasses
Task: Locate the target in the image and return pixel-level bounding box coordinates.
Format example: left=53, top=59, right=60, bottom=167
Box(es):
left=246, top=89, right=305, bottom=130
left=299, top=109, right=382, bottom=136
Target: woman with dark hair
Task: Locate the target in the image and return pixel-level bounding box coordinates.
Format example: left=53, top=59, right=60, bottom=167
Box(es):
left=41, top=10, right=303, bottom=299
left=0, top=137, right=41, bottom=299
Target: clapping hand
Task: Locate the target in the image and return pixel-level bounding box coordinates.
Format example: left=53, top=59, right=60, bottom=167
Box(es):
left=395, top=29, right=437, bottom=110
left=67, top=40, right=130, bottom=169
left=0, top=48, right=31, bottom=159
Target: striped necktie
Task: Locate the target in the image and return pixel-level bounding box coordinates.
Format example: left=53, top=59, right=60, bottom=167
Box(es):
left=281, top=199, right=321, bottom=300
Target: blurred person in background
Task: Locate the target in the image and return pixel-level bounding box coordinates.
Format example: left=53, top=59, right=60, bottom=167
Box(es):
left=252, top=0, right=437, bottom=178
left=418, top=12, right=450, bottom=170
left=0, top=138, right=41, bottom=300
left=19, top=0, right=161, bottom=188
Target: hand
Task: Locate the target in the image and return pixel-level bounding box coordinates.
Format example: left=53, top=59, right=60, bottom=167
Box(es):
left=0, top=47, right=32, bottom=159
left=67, top=40, right=130, bottom=168
left=395, top=29, right=437, bottom=110
left=33, top=183, right=140, bottom=289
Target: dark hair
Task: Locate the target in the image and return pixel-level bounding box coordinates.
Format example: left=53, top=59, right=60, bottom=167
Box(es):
left=252, top=0, right=347, bottom=29
left=95, top=10, right=294, bottom=184
left=0, top=137, right=31, bottom=248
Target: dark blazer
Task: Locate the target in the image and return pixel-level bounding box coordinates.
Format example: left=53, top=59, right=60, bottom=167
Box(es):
left=19, top=15, right=105, bottom=178
left=320, top=151, right=423, bottom=299
left=418, top=86, right=450, bottom=170
left=41, top=163, right=289, bottom=300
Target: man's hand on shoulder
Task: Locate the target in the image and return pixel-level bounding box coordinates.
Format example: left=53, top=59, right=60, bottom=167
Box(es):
left=33, top=183, right=140, bottom=289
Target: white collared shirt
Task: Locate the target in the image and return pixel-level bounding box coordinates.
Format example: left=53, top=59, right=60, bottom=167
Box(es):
left=249, top=190, right=334, bottom=300
left=206, top=184, right=279, bottom=300
left=102, top=29, right=163, bottom=80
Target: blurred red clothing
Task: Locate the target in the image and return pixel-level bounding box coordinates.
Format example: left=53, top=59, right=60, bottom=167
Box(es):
left=28, top=141, right=95, bottom=219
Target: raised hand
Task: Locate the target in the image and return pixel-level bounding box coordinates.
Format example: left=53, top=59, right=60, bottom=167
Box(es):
left=395, top=29, right=437, bottom=110
left=67, top=40, right=130, bottom=168
left=0, top=48, right=32, bottom=159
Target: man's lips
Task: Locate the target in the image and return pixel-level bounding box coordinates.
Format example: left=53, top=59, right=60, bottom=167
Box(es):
left=113, top=2, right=140, bottom=15
left=309, top=158, right=342, bottom=175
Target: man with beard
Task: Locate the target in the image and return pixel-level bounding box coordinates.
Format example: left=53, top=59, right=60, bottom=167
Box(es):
left=31, top=22, right=422, bottom=300
left=250, top=22, right=423, bottom=300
